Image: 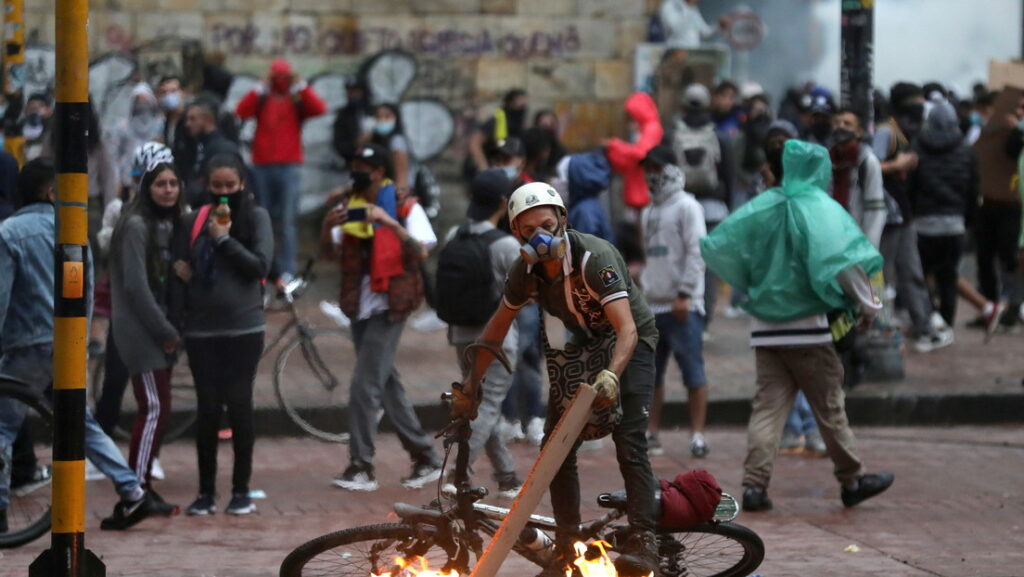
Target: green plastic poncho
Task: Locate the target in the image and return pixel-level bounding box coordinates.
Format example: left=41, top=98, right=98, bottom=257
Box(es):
left=699, top=140, right=883, bottom=323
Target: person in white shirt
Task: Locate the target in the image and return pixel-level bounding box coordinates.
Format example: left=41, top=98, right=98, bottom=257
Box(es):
left=660, top=0, right=727, bottom=50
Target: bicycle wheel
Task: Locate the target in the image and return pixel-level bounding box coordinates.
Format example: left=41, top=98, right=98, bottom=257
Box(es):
left=657, top=522, right=765, bottom=577
left=274, top=328, right=352, bottom=443
left=280, top=523, right=456, bottom=577
left=87, top=353, right=197, bottom=442
left=0, top=381, right=53, bottom=549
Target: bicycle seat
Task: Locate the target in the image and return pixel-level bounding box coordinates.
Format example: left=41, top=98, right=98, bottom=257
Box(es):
left=597, top=490, right=662, bottom=518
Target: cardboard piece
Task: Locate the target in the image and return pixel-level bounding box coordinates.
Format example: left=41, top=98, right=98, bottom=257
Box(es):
left=989, top=60, right=1024, bottom=91
left=469, top=385, right=598, bottom=577
left=975, top=86, right=1024, bottom=204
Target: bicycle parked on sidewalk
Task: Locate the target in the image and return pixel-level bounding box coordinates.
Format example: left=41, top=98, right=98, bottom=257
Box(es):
left=279, top=347, right=765, bottom=577
left=87, top=258, right=353, bottom=443
left=0, top=378, right=54, bottom=549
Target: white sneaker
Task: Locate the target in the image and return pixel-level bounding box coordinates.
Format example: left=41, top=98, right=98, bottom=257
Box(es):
left=85, top=458, right=105, bottom=482
left=410, top=310, right=448, bottom=332
left=498, top=418, right=524, bottom=444
left=723, top=305, right=747, bottom=319
left=914, top=330, right=954, bottom=353
left=319, top=301, right=351, bottom=329
left=150, top=457, right=165, bottom=481
left=690, top=433, right=710, bottom=458
left=525, top=417, right=545, bottom=447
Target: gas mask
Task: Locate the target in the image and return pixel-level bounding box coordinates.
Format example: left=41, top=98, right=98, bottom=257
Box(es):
left=520, top=226, right=567, bottom=265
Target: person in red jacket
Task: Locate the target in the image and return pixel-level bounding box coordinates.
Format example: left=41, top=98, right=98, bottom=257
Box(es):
left=236, top=58, right=326, bottom=281
left=605, top=92, right=665, bottom=212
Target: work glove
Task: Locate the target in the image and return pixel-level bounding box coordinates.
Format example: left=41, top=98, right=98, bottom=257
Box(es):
left=592, top=369, right=619, bottom=409
left=450, top=380, right=481, bottom=421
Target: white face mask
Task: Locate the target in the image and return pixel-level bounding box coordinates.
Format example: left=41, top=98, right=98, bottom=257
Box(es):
left=502, top=165, right=519, bottom=180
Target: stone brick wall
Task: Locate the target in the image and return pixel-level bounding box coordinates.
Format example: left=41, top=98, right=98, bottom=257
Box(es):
left=22, top=0, right=665, bottom=151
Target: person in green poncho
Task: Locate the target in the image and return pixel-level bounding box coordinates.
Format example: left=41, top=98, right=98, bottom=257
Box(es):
left=700, top=139, right=895, bottom=512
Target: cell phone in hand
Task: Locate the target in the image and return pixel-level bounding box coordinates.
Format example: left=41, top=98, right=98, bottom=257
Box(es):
left=346, top=207, right=367, bottom=222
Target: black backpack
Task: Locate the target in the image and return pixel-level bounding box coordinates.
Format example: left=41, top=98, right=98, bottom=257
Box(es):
left=435, top=226, right=507, bottom=326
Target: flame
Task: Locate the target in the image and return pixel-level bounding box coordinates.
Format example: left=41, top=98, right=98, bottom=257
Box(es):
left=371, top=556, right=459, bottom=577
left=568, top=541, right=653, bottom=577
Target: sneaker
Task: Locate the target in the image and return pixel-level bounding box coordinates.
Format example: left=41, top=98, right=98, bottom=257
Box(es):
left=410, top=310, right=448, bottom=332
left=841, top=472, right=895, bottom=507
left=613, top=530, right=659, bottom=577
left=496, top=477, right=523, bottom=499
left=804, top=430, right=827, bottom=456
left=984, top=302, right=1006, bottom=343
left=150, top=457, right=165, bottom=481
left=525, top=417, right=545, bottom=447
left=778, top=431, right=804, bottom=455
left=702, top=331, right=714, bottom=343
left=401, top=461, right=442, bottom=489
left=144, top=489, right=180, bottom=516
left=226, top=492, right=257, bottom=515
left=319, top=300, right=352, bottom=329
left=332, top=464, right=379, bottom=492
left=101, top=491, right=155, bottom=530
left=11, top=464, right=52, bottom=497
left=913, top=330, right=954, bottom=353
left=690, top=433, right=709, bottom=458
left=646, top=433, right=664, bottom=456
left=499, top=418, right=525, bottom=444
left=186, top=493, right=217, bottom=516
left=84, top=458, right=105, bottom=482
left=723, top=305, right=748, bottom=319
left=742, top=486, right=773, bottom=512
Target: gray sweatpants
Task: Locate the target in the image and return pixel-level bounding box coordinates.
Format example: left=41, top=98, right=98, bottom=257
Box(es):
left=881, top=224, right=935, bottom=337
left=453, top=324, right=519, bottom=484
left=348, top=313, right=439, bottom=469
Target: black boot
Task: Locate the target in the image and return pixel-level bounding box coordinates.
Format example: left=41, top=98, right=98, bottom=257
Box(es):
left=614, top=529, right=659, bottom=577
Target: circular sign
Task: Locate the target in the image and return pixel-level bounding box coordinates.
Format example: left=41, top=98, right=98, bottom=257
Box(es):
left=725, top=11, right=765, bottom=52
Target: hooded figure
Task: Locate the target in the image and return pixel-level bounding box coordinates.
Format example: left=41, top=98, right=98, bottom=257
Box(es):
left=566, top=150, right=615, bottom=243
left=606, top=92, right=665, bottom=209
left=700, top=140, right=883, bottom=323
left=910, top=100, right=978, bottom=229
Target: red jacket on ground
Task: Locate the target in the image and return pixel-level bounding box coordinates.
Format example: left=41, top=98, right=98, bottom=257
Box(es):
left=606, top=92, right=664, bottom=209
left=236, top=83, right=327, bottom=166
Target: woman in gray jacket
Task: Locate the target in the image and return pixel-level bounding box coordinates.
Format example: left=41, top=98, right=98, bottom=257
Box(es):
left=109, top=161, right=185, bottom=505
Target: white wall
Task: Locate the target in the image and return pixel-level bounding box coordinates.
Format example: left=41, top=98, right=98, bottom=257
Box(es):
left=811, top=0, right=1022, bottom=97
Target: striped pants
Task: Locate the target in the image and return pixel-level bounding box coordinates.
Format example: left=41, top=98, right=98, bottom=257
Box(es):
left=128, top=368, right=171, bottom=488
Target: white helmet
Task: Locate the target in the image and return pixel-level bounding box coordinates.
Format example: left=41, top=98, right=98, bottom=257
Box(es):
left=507, top=181, right=566, bottom=227
left=132, top=141, right=174, bottom=178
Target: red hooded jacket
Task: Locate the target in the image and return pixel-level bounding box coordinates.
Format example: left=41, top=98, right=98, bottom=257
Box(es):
left=236, top=59, right=327, bottom=166
left=606, top=92, right=664, bottom=208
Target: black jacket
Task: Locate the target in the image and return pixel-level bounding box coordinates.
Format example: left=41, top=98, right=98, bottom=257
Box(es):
left=909, top=103, right=978, bottom=223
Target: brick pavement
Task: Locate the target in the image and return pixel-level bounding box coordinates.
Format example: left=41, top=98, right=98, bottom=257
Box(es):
left=2, top=426, right=1022, bottom=577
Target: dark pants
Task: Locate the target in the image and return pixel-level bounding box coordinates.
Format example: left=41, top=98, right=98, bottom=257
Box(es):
left=548, top=343, right=658, bottom=535
left=186, top=332, right=263, bottom=496
left=975, top=203, right=1021, bottom=303
left=94, top=325, right=132, bottom=435
left=918, top=234, right=964, bottom=327
left=128, top=368, right=172, bottom=488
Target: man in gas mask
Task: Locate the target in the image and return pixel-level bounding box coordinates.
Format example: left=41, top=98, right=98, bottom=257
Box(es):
left=21, top=93, right=53, bottom=162
left=321, top=144, right=442, bottom=493
left=452, top=182, right=662, bottom=577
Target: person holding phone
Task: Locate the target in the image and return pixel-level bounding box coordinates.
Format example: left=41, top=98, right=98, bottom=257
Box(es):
left=321, top=143, right=441, bottom=492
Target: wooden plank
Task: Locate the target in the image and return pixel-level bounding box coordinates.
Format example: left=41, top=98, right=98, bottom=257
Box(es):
left=469, top=385, right=598, bottom=577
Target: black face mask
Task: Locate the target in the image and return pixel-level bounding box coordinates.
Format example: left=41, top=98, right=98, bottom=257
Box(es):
left=505, top=107, right=526, bottom=130
left=896, top=103, right=925, bottom=135
left=810, top=121, right=832, bottom=142
left=832, top=128, right=857, bottom=146
left=764, top=145, right=784, bottom=183
left=351, top=170, right=372, bottom=192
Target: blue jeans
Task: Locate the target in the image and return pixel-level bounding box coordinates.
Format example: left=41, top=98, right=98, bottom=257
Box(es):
left=654, top=312, right=707, bottom=389
left=501, top=303, right=544, bottom=421
left=252, top=163, right=301, bottom=277
left=0, top=344, right=141, bottom=509
left=783, top=391, right=818, bottom=436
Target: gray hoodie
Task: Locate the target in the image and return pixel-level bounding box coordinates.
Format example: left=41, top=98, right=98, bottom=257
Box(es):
left=640, top=164, right=707, bottom=314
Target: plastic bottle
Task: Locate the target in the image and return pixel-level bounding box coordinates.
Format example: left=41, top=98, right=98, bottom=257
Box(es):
left=214, top=197, right=231, bottom=226
left=519, top=527, right=555, bottom=564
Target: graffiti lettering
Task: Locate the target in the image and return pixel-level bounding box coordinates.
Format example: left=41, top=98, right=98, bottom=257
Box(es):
left=207, top=22, right=583, bottom=59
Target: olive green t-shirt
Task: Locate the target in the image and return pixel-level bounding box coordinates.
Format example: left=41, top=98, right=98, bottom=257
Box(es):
left=503, top=230, right=658, bottom=351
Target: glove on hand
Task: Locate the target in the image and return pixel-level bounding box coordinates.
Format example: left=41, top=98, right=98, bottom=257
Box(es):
left=450, top=380, right=480, bottom=421
left=592, top=369, right=619, bottom=409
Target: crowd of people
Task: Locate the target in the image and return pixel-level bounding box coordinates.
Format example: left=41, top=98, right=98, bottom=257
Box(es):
left=1, top=44, right=1022, bottom=577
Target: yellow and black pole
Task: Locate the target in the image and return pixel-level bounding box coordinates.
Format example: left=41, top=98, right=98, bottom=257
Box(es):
left=29, top=0, right=104, bottom=575
left=2, top=0, right=26, bottom=165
